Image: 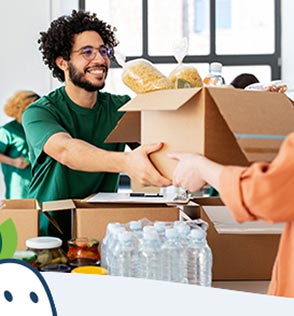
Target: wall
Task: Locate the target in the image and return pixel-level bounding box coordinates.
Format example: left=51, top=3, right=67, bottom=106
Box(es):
left=0, top=0, right=78, bottom=198
left=0, top=0, right=293, bottom=198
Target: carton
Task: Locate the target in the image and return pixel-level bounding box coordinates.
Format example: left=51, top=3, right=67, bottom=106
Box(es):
left=185, top=197, right=282, bottom=280
left=0, top=199, right=39, bottom=250
left=107, top=87, right=294, bottom=179
left=42, top=199, right=180, bottom=249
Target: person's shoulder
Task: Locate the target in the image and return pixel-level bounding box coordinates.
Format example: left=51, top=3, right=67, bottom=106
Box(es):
left=26, top=87, right=64, bottom=110
left=0, top=119, right=19, bottom=131
left=99, top=91, right=131, bottom=104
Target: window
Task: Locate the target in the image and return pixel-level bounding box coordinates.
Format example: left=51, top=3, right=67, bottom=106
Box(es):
left=81, top=0, right=281, bottom=95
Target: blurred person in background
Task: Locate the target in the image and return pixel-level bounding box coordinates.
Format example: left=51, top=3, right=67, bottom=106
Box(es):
left=0, top=91, right=40, bottom=198
left=230, top=73, right=259, bottom=89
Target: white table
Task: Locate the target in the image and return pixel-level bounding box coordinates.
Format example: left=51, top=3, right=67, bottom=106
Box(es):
left=213, top=280, right=270, bottom=294
left=42, top=273, right=293, bottom=315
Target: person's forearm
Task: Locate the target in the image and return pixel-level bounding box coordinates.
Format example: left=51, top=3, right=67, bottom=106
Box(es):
left=0, top=153, right=15, bottom=166
left=196, top=155, right=224, bottom=191
left=57, top=138, right=127, bottom=173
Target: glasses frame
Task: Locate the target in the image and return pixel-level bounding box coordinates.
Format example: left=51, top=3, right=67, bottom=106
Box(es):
left=72, top=45, right=114, bottom=61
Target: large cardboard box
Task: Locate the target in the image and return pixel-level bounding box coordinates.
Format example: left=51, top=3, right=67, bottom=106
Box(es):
left=43, top=199, right=180, bottom=249
left=185, top=197, right=282, bottom=281
left=0, top=199, right=39, bottom=250
left=107, top=87, right=294, bottom=179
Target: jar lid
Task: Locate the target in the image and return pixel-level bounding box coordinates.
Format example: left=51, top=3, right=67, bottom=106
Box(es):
left=26, top=237, right=62, bottom=249
left=71, top=266, right=107, bottom=275
left=13, top=250, right=37, bottom=262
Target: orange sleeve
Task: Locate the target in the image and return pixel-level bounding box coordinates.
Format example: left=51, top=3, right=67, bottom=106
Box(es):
left=219, top=133, right=294, bottom=223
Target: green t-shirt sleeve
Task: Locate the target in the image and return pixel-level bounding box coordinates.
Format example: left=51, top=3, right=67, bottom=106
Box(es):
left=22, top=104, right=67, bottom=163
left=0, top=127, right=9, bottom=153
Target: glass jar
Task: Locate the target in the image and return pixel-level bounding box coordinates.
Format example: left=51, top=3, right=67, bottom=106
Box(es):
left=13, top=250, right=37, bottom=268
left=26, top=236, right=68, bottom=269
left=67, top=237, right=100, bottom=268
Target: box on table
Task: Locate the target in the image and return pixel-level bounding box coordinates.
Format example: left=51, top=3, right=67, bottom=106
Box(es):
left=0, top=199, right=39, bottom=250
left=107, top=87, right=294, bottom=179
left=43, top=199, right=180, bottom=250
left=184, top=197, right=282, bottom=281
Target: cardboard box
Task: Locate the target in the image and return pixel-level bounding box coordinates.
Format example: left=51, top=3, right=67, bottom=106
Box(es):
left=1, top=199, right=39, bottom=250
left=185, top=197, right=282, bottom=281
left=43, top=199, right=180, bottom=249
left=107, top=87, right=294, bottom=179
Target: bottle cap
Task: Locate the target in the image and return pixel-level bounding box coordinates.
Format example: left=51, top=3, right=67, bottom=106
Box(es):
left=129, top=220, right=142, bottom=231
left=190, top=228, right=206, bottom=240
left=210, top=62, right=222, bottom=73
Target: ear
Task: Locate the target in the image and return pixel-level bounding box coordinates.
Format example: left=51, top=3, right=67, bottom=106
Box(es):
left=55, top=56, right=68, bottom=71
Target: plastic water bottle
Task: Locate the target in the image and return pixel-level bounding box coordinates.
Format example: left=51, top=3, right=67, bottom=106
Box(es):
left=154, top=221, right=167, bottom=245
left=186, top=228, right=212, bottom=286
left=129, top=220, right=143, bottom=246
left=175, top=222, right=191, bottom=248
left=175, top=222, right=191, bottom=283
left=138, top=231, right=162, bottom=280
left=161, top=228, right=185, bottom=283
left=203, top=62, right=225, bottom=86
left=100, top=222, right=120, bottom=269
left=105, top=226, right=126, bottom=274
left=111, top=231, right=135, bottom=277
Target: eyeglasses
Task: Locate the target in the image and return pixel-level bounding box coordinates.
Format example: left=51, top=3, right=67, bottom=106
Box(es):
left=72, top=45, right=114, bottom=61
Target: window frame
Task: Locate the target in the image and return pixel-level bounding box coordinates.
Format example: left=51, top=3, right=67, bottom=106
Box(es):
left=80, top=0, right=281, bottom=79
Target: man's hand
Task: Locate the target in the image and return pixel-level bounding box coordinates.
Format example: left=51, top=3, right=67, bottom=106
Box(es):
left=13, top=157, right=30, bottom=169
left=124, top=142, right=172, bottom=187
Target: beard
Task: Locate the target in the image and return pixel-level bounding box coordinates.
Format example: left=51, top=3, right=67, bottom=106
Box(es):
left=68, top=62, right=107, bottom=92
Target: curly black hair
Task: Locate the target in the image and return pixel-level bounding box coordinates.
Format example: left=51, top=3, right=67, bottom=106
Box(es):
left=38, top=10, right=119, bottom=82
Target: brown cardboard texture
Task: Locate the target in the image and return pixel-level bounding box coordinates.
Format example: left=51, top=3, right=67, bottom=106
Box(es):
left=189, top=197, right=281, bottom=280
left=1, top=199, right=39, bottom=250
left=43, top=199, right=179, bottom=249
left=107, top=87, right=294, bottom=179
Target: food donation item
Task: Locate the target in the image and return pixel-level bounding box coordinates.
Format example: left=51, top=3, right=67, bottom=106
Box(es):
left=26, top=236, right=68, bottom=269
left=67, top=237, right=100, bottom=267
left=169, top=64, right=203, bottom=88
left=169, top=37, right=203, bottom=88
left=122, top=58, right=174, bottom=93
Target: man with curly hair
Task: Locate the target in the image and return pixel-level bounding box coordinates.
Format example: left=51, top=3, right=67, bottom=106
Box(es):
left=0, top=91, right=40, bottom=198
left=22, top=10, right=171, bottom=244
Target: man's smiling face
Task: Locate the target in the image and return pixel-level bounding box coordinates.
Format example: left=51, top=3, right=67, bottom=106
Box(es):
left=67, top=30, right=110, bottom=92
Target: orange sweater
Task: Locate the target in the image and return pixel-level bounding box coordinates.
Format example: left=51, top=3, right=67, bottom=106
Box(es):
left=219, top=132, right=294, bottom=298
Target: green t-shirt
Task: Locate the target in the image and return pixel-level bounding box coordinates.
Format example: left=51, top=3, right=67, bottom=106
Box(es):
left=22, top=87, right=130, bottom=242
left=0, top=120, right=31, bottom=199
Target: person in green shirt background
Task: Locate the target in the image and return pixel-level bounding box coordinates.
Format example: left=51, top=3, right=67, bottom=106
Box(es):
left=0, top=91, right=40, bottom=199
left=22, top=10, right=171, bottom=247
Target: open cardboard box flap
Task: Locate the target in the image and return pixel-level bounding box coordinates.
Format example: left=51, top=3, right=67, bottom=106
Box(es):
left=41, top=198, right=180, bottom=235
left=106, top=87, right=294, bottom=179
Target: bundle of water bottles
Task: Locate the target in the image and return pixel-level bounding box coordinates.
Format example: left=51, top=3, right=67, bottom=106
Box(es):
left=101, top=218, right=212, bottom=286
